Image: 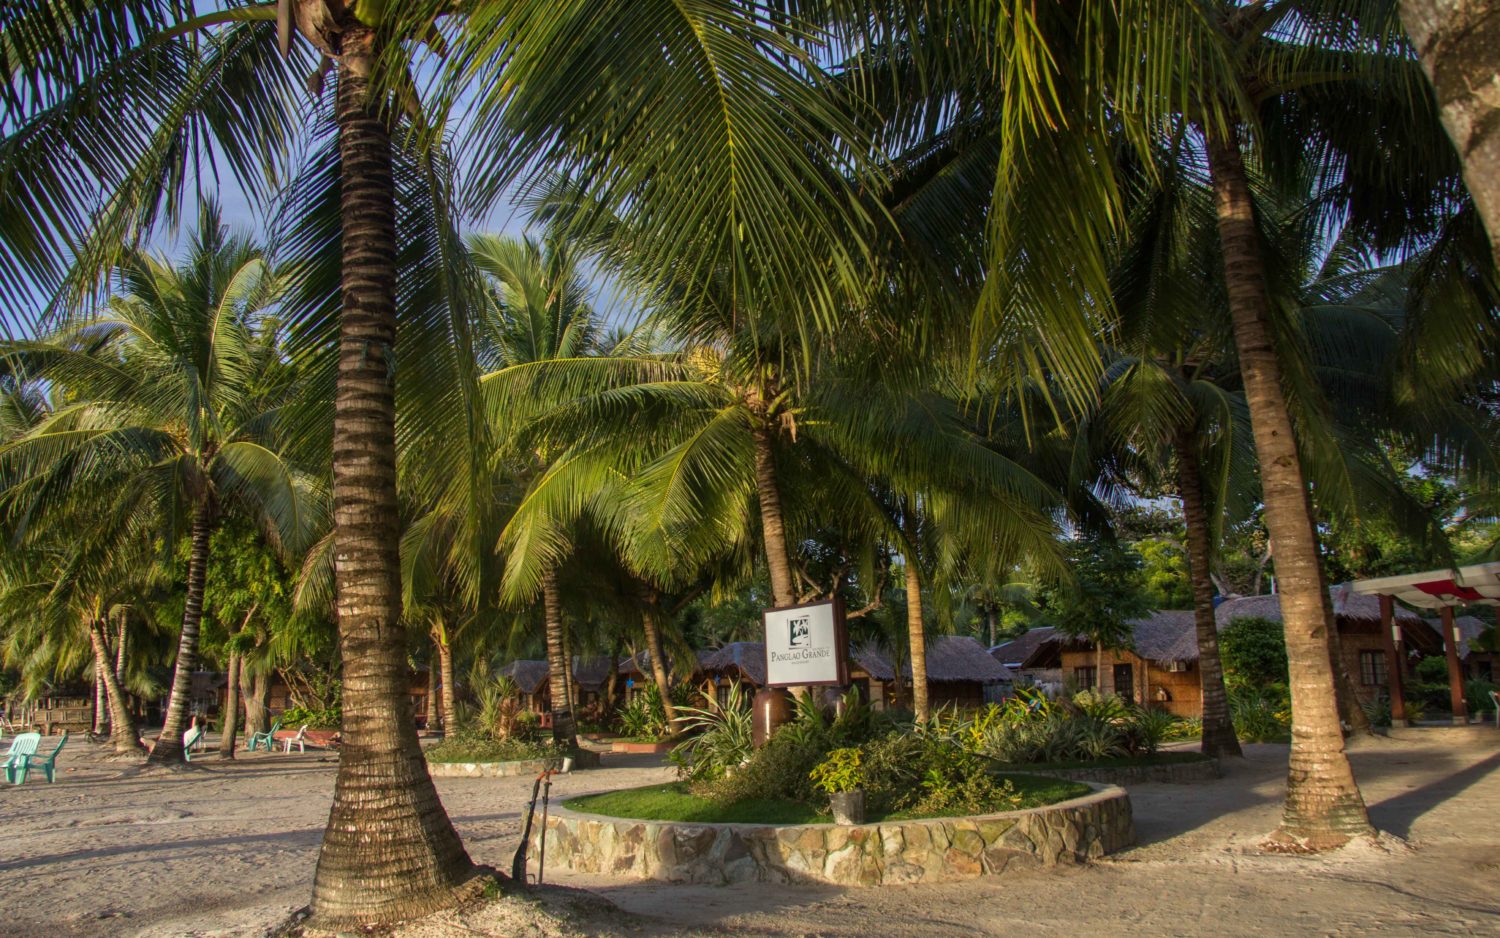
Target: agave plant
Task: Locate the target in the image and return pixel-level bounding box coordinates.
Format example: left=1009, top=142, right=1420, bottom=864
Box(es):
left=670, top=681, right=754, bottom=782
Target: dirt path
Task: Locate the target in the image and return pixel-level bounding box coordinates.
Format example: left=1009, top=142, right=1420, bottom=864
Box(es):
left=1, top=730, right=1497, bottom=937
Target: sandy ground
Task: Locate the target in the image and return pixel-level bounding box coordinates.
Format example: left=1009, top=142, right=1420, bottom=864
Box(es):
left=2, top=729, right=1497, bottom=938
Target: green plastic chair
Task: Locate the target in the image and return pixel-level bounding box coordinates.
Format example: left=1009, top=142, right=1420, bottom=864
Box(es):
left=247, top=718, right=282, bottom=752
left=182, top=724, right=205, bottom=762
left=27, top=732, right=67, bottom=783
left=3, top=732, right=44, bottom=784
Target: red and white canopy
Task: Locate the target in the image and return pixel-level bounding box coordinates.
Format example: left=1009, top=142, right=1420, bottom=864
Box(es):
left=1350, top=562, right=1500, bottom=609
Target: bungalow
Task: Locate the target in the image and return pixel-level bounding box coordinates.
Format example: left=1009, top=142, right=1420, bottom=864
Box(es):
left=1022, top=611, right=1203, bottom=718
left=1215, top=584, right=1439, bottom=708
left=695, top=636, right=1015, bottom=710
left=989, top=627, right=1061, bottom=688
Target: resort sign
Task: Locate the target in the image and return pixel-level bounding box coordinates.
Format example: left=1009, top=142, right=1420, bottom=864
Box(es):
left=763, top=598, right=849, bottom=687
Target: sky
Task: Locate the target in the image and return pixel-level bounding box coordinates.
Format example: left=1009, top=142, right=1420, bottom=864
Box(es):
left=2, top=19, right=643, bottom=339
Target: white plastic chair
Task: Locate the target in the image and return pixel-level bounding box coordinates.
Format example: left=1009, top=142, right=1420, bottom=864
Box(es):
left=283, top=724, right=309, bottom=753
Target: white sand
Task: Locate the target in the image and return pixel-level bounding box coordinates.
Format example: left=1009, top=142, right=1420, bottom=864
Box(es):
left=2, top=730, right=1498, bottom=937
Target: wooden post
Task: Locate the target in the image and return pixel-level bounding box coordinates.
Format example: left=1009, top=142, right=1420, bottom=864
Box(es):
left=1440, top=606, right=1469, bottom=724
left=1378, top=595, right=1407, bottom=726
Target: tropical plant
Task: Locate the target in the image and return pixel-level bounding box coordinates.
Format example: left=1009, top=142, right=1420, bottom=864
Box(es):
left=0, top=207, right=320, bottom=763
left=670, top=682, right=753, bottom=782
left=809, top=747, right=865, bottom=795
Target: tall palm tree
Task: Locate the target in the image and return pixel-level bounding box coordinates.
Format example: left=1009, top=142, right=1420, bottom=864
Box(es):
left=6, top=1, right=882, bottom=922
left=0, top=206, right=318, bottom=763
left=1398, top=2, right=1500, bottom=264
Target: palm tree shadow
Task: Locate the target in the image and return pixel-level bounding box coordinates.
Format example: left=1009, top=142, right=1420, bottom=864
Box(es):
left=1367, top=750, right=1500, bottom=840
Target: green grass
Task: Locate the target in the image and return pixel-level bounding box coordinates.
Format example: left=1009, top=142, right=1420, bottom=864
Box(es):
left=565, top=776, right=1091, bottom=825
left=567, top=783, right=823, bottom=824
left=992, top=751, right=1214, bottom=771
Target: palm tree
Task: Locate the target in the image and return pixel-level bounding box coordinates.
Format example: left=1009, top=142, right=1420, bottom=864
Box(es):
left=6, top=1, right=882, bottom=921
left=1398, top=2, right=1500, bottom=263
left=0, top=206, right=318, bottom=763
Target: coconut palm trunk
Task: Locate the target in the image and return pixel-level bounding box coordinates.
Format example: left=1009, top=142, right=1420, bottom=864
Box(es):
left=1206, top=129, right=1374, bottom=846
left=149, top=504, right=212, bottom=764
left=904, top=560, right=930, bottom=722
left=309, top=37, right=474, bottom=925
left=437, top=627, right=458, bottom=734
left=639, top=601, right=678, bottom=729
left=93, top=655, right=110, bottom=736
left=1173, top=427, right=1243, bottom=758
left=221, top=652, right=241, bottom=757
left=751, top=423, right=796, bottom=608
left=242, top=667, right=270, bottom=738
left=1399, top=0, right=1500, bottom=265
left=541, top=567, right=579, bottom=749
left=89, top=623, right=142, bottom=754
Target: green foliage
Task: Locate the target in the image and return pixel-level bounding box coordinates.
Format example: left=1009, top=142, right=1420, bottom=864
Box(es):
left=669, top=683, right=753, bottom=782
left=618, top=684, right=673, bottom=741
left=1131, top=538, right=1193, bottom=610
left=1219, top=617, right=1290, bottom=688
left=1467, top=680, right=1499, bottom=715
left=1228, top=684, right=1292, bottom=743
left=424, top=728, right=556, bottom=764
left=809, top=747, right=864, bottom=795
left=1040, top=533, right=1151, bottom=653
left=1415, top=656, right=1449, bottom=683
left=976, top=694, right=1190, bottom=763
left=279, top=705, right=340, bottom=729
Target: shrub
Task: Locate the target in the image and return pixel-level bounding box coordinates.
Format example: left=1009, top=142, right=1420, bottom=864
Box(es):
left=1220, top=617, right=1289, bottom=688
left=424, top=728, right=555, bottom=763
left=1123, top=707, right=1179, bottom=755
left=279, top=704, right=340, bottom=729
left=809, top=747, right=864, bottom=794
left=1415, top=656, right=1449, bottom=683
left=619, top=684, right=672, bottom=740
left=1466, top=679, right=1499, bottom=715
left=1228, top=683, right=1291, bottom=742
left=669, top=683, right=753, bottom=782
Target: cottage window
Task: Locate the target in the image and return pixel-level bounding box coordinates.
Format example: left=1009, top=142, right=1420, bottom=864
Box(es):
left=1073, top=666, right=1097, bottom=688
left=1359, top=650, right=1387, bottom=687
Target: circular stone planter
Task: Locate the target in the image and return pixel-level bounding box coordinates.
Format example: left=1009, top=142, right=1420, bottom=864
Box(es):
left=426, top=758, right=553, bottom=778
left=531, top=781, right=1132, bottom=886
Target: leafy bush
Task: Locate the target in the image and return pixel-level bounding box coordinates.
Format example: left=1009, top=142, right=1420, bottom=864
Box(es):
left=669, top=683, right=754, bottom=782
left=1415, top=656, right=1449, bottom=683
left=1466, top=679, right=1499, bottom=715
left=424, top=728, right=556, bottom=763
left=809, top=747, right=864, bottom=794
left=1122, top=707, right=1178, bottom=755
left=279, top=704, right=340, bottom=729
left=1228, top=683, right=1291, bottom=742
left=1220, top=617, right=1289, bottom=688
left=618, top=684, right=672, bottom=740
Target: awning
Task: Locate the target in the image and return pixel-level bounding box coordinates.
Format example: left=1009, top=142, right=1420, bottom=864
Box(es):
left=1350, top=562, right=1500, bottom=609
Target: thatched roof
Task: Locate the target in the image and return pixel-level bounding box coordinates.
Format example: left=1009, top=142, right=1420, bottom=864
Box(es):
left=1214, top=584, right=1425, bottom=627
left=1036, top=611, right=1198, bottom=666
left=571, top=656, right=618, bottom=688
left=698, top=642, right=768, bottom=685
left=1130, top=610, right=1199, bottom=663
left=855, top=635, right=1016, bottom=684
left=990, top=627, right=1057, bottom=669
left=496, top=660, right=549, bottom=695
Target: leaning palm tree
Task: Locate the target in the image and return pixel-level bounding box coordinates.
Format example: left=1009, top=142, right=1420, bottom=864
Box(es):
left=0, top=206, right=319, bottom=763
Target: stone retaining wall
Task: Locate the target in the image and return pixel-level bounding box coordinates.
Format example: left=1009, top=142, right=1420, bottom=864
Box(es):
left=1013, top=758, right=1220, bottom=786
left=532, top=783, right=1132, bottom=886
left=427, top=758, right=551, bottom=778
